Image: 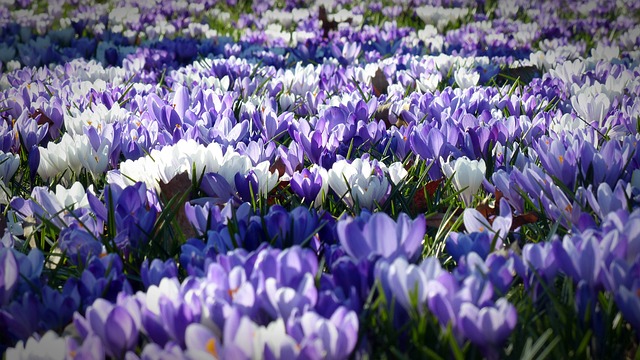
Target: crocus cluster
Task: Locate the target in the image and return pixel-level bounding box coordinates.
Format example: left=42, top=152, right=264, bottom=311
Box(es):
left=1, top=0, right=640, bottom=359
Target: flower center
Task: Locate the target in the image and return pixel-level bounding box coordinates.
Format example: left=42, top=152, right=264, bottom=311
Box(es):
left=206, top=338, right=218, bottom=357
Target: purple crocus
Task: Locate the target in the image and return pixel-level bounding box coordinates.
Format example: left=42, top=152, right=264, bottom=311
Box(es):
left=0, top=248, right=18, bottom=306
left=140, top=258, right=178, bottom=289
left=75, top=296, right=141, bottom=358
left=58, top=224, right=104, bottom=267
left=138, top=277, right=202, bottom=348
left=290, top=166, right=328, bottom=206
left=336, top=211, right=426, bottom=262
left=459, top=298, right=517, bottom=359
left=287, top=307, right=359, bottom=359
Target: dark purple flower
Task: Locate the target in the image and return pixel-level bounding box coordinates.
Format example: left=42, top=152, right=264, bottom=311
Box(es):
left=234, top=170, right=260, bottom=203
left=615, top=282, right=640, bottom=334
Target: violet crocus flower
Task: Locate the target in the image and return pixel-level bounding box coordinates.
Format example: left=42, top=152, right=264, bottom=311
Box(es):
left=0, top=248, right=18, bottom=306
left=336, top=211, right=426, bottom=262
left=534, top=135, right=578, bottom=190
left=459, top=298, right=517, bottom=359
left=410, top=124, right=447, bottom=178
left=260, top=272, right=317, bottom=320
left=74, top=297, right=141, bottom=358
left=140, top=258, right=178, bottom=289
left=0, top=292, right=40, bottom=343
left=375, top=257, right=428, bottom=314
left=58, top=224, right=104, bottom=267
left=552, top=234, right=605, bottom=288
left=446, top=231, right=492, bottom=262
left=138, top=277, right=201, bottom=348
left=287, top=307, right=359, bottom=359
left=615, top=283, right=640, bottom=334
left=290, top=165, right=328, bottom=206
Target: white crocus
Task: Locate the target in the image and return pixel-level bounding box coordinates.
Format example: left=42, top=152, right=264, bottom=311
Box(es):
left=54, top=182, right=92, bottom=210
left=328, top=158, right=389, bottom=210
left=78, top=138, right=111, bottom=181
left=252, top=318, right=299, bottom=359
left=388, top=162, right=408, bottom=186
left=570, top=91, right=611, bottom=128
left=5, top=330, right=68, bottom=360
left=37, top=133, right=82, bottom=185
left=453, top=67, right=479, bottom=89
left=441, top=156, right=486, bottom=207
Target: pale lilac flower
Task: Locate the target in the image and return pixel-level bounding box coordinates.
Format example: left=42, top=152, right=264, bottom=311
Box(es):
left=223, top=312, right=299, bottom=360
left=461, top=198, right=513, bottom=250
left=376, top=257, right=428, bottom=313
left=184, top=323, right=222, bottom=359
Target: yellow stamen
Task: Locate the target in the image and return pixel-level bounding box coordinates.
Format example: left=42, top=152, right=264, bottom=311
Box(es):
left=558, top=155, right=564, bottom=164
left=228, top=287, right=239, bottom=299
left=206, top=338, right=218, bottom=357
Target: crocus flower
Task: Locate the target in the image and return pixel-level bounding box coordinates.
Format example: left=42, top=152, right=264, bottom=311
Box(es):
left=140, top=258, right=178, bottom=289
left=375, top=257, right=428, bottom=314
left=459, top=197, right=513, bottom=251
left=66, top=334, right=105, bottom=360
left=336, top=211, right=426, bottom=261
left=5, top=330, right=69, bottom=360
left=58, top=224, right=104, bottom=267
left=290, top=165, right=328, bottom=207
left=615, top=283, right=640, bottom=334
left=287, top=307, right=359, bottom=359
left=0, top=248, right=18, bottom=306
left=75, top=297, right=141, bottom=358
left=223, top=311, right=299, bottom=360
left=138, top=277, right=201, bottom=348
left=328, top=158, right=389, bottom=210
left=571, top=91, right=611, bottom=128
left=441, top=156, right=486, bottom=207
left=459, top=298, right=517, bottom=359
left=454, top=67, right=480, bottom=89
left=184, top=323, right=222, bottom=359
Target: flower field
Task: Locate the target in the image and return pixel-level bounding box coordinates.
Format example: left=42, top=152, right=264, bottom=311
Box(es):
left=1, top=0, right=640, bottom=358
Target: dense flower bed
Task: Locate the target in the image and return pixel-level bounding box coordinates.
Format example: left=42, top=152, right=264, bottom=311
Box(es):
left=1, top=0, right=640, bottom=358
